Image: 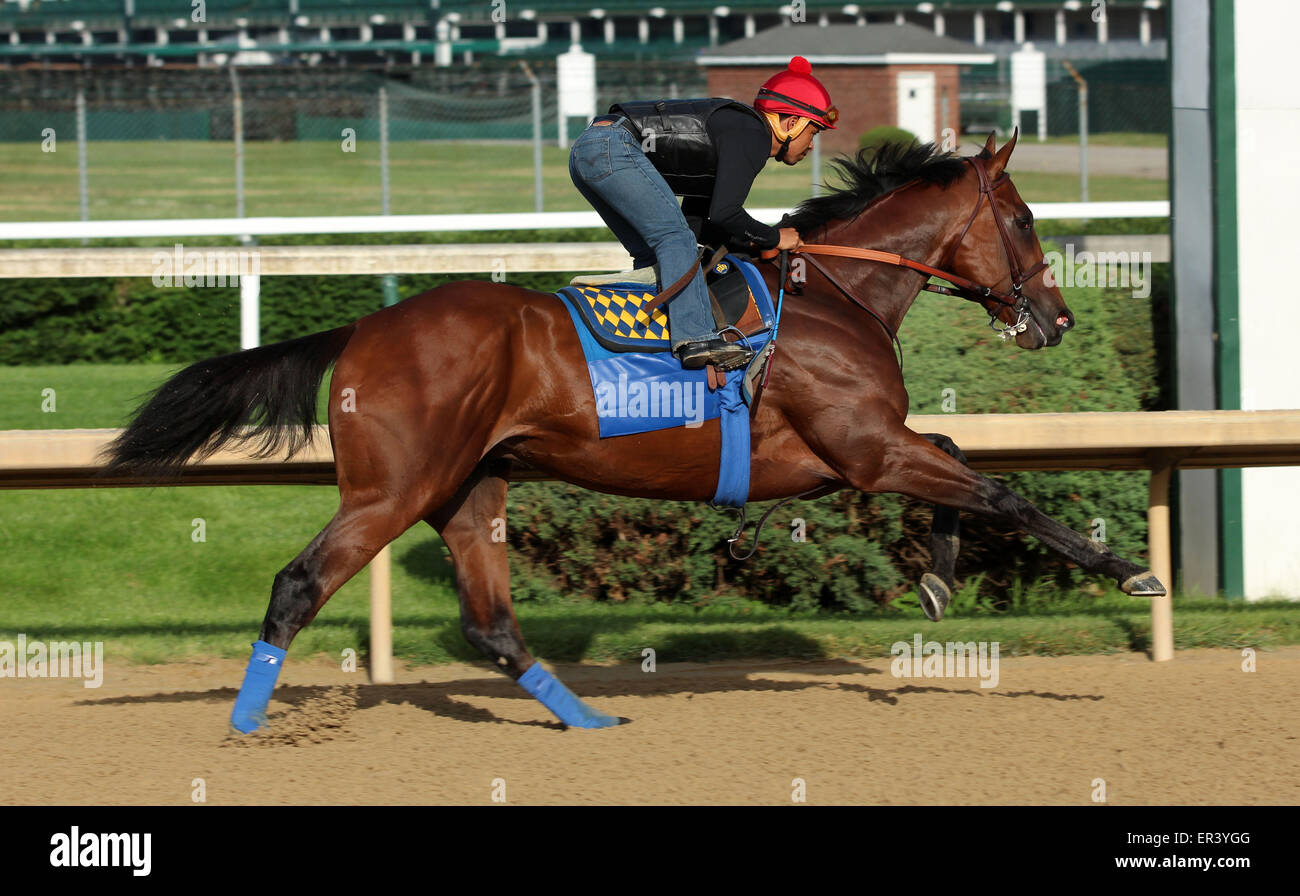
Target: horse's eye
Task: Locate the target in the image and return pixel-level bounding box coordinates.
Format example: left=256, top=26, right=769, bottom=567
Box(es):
left=1016, top=214, right=1033, bottom=231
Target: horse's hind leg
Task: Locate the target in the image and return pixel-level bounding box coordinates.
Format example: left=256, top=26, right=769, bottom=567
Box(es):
left=427, top=462, right=622, bottom=729
left=259, top=500, right=418, bottom=647
left=425, top=464, right=533, bottom=678
left=918, top=433, right=965, bottom=621
left=230, top=495, right=427, bottom=733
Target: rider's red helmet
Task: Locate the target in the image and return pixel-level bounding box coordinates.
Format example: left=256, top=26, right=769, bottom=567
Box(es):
left=754, top=56, right=838, bottom=130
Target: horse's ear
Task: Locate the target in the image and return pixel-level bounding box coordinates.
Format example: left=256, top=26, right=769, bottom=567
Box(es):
left=980, top=131, right=996, bottom=158
left=987, top=127, right=1019, bottom=178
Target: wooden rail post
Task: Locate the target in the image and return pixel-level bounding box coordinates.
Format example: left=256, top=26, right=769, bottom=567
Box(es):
left=1148, top=462, right=1175, bottom=662
left=369, top=545, right=394, bottom=683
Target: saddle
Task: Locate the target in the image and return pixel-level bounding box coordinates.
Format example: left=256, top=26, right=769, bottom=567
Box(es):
left=560, top=249, right=775, bottom=355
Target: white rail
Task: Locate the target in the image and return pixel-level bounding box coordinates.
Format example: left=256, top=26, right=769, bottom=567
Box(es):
left=0, top=202, right=1170, bottom=241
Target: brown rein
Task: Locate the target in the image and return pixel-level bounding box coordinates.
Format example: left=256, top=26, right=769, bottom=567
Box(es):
left=797, top=242, right=1019, bottom=309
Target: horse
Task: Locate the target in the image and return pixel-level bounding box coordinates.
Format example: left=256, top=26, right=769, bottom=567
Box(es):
left=102, top=132, right=1165, bottom=730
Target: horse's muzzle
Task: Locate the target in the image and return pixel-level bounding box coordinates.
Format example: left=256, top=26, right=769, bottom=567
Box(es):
left=1049, top=308, right=1075, bottom=346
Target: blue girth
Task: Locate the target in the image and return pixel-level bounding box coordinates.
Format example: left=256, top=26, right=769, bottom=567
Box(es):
left=709, top=373, right=750, bottom=507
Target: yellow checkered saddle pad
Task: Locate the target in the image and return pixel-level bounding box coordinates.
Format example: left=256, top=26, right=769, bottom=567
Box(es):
left=571, top=286, right=670, bottom=347
left=555, top=254, right=775, bottom=354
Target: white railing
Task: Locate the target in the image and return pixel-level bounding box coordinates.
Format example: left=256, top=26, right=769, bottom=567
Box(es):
left=0, top=202, right=1170, bottom=241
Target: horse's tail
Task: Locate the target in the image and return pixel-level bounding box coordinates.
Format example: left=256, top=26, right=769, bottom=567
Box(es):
left=101, top=325, right=356, bottom=480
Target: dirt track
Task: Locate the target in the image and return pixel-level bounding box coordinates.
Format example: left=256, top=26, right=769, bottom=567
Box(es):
left=2, top=647, right=1296, bottom=805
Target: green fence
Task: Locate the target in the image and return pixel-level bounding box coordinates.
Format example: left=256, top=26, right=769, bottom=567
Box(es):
left=1047, top=59, right=1170, bottom=136
left=0, top=109, right=213, bottom=143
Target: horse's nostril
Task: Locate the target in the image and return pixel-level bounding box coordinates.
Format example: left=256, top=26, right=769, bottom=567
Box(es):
left=1056, top=312, right=1073, bottom=330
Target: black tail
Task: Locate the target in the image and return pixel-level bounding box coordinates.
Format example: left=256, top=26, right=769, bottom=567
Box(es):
left=101, top=325, right=355, bottom=479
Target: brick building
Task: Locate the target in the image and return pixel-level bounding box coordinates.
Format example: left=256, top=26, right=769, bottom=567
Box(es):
left=699, top=23, right=996, bottom=156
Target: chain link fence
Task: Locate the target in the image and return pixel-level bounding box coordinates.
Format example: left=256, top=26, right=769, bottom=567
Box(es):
left=1045, top=58, right=1169, bottom=136
left=0, top=59, right=774, bottom=224
left=0, top=59, right=670, bottom=223
left=958, top=54, right=1169, bottom=138
left=960, top=59, right=1015, bottom=136
left=0, top=54, right=1164, bottom=225
left=0, top=60, right=707, bottom=223
left=3, top=64, right=560, bottom=221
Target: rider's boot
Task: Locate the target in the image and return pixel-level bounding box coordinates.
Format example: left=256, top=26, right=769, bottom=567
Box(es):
left=674, top=338, right=754, bottom=371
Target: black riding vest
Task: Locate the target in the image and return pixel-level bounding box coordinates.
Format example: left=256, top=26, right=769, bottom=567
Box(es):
left=607, top=98, right=766, bottom=199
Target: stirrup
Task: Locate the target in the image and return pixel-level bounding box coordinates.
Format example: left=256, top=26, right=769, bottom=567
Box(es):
left=675, top=339, right=753, bottom=371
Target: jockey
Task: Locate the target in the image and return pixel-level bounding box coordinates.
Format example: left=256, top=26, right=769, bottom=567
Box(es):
left=568, top=56, right=838, bottom=370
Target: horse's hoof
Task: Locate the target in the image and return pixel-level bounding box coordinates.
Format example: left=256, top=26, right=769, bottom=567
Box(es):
left=564, top=713, right=625, bottom=730
left=229, top=712, right=268, bottom=735
left=918, top=573, right=952, bottom=622
left=1120, top=571, right=1167, bottom=597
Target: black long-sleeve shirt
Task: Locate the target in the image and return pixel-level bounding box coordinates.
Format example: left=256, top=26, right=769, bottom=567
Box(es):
left=680, top=105, right=780, bottom=251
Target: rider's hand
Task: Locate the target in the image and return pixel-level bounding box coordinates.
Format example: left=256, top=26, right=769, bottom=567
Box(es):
left=776, top=227, right=804, bottom=252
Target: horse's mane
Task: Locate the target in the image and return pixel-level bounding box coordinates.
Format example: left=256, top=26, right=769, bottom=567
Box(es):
left=785, top=141, right=980, bottom=237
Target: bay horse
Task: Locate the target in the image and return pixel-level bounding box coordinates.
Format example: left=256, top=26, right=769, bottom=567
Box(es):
left=103, top=133, right=1164, bottom=730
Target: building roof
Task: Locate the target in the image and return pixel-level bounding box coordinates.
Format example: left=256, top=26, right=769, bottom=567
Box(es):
left=699, top=22, right=997, bottom=66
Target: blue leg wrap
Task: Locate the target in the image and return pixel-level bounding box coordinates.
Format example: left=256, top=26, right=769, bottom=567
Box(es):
left=517, top=662, right=621, bottom=728
left=230, top=640, right=286, bottom=733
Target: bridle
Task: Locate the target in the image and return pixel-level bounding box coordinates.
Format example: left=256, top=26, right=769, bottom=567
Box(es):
left=784, top=155, right=1052, bottom=343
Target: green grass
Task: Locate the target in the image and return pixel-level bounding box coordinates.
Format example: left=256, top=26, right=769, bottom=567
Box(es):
left=0, top=138, right=1166, bottom=223
left=0, top=485, right=393, bottom=664
left=0, top=363, right=180, bottom=430
left=1039, top=132, right=1169, bottom=149
left=1005, top=171, right=1167, bottom=202
left=3, top=363, right=1297, bottom=666
left=0, top=364, right=329, bottom=430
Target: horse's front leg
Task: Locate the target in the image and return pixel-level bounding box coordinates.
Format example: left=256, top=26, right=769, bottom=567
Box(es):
left=917, top=433, right=966, bottom=621
left=857, top=428, right=1165, bottom=598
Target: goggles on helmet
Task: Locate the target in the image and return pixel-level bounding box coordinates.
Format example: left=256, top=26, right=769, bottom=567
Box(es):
left=756, top=87, right=839, bottom=128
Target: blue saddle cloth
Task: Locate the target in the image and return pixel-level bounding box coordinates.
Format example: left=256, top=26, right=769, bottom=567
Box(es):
left=554, top=255, right=776, bottom=508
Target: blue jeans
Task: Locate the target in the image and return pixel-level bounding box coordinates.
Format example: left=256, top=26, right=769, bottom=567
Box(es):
left=568, top=120, right=716, bottom=348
